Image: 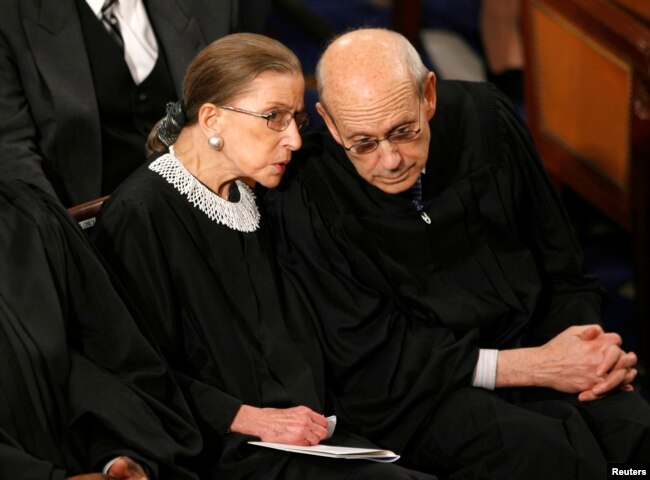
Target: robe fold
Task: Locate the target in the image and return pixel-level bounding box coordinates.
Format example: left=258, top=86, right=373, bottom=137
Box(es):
left=0, top=180, right=202, bottom=479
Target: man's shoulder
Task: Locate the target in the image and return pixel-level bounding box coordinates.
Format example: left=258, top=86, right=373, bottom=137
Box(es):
left=268, top=128, right=348, bottom=225
left=437, top=79, right=500, bottom=98
left=301, top=127, right=340, bottom=158
left=281, top=128, right=338, bottom=181
left=435, top=80, right=512, bottom=139
left=153, top=0, right=235, bottom=41
left=436, top=80, right=502, bottom=117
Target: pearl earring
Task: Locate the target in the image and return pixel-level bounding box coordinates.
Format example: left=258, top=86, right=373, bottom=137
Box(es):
left=208, top=135, right=224, bottom=150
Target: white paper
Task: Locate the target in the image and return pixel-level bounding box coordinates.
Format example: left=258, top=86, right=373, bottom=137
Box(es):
left=248, top=441, right=400, bottom=463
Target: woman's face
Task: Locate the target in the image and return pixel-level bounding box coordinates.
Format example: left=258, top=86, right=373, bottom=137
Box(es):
left=217, top=71, right=305, bottom=188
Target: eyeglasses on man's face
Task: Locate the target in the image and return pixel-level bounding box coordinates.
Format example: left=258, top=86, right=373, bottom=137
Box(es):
left=218, top=105, right=310, bottom=132
left=341, top=102, right=421, bottom=155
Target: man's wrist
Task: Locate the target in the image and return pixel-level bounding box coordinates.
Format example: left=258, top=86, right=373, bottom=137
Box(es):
left=495, top=347, right=539, bottom=388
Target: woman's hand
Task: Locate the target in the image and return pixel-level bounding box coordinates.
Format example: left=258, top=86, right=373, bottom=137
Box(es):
left=229, top=405, right=329, bottom=446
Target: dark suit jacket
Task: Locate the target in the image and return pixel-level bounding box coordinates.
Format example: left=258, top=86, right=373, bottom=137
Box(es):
left=0, top=0, right=236, bottom=206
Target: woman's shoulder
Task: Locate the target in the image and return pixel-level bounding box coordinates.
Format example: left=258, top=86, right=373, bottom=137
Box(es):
left=102, top=157, right=181, bottom=218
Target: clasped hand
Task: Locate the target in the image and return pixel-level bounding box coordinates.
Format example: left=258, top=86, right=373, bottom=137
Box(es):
left=538, top=324, right=637, bottom=401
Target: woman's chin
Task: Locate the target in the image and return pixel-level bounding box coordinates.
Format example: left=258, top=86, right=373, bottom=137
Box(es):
left=257, top=175, right=283, bottom=190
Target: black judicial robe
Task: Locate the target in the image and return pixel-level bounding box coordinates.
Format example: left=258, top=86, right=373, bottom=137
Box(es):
left=0, top=180, right=202, bottom=479
left=263, top=80, right=605, bottom=452
left=92, top=165, right=436, bottom=479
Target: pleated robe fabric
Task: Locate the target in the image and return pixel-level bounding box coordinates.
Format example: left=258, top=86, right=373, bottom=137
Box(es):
left=0, top=180, right=202, bottom=479
left=92, top=164, right=438, bottom=480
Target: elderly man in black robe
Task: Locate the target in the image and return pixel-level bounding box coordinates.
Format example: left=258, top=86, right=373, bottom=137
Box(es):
left=0, top=179, right=203, bottom=479
left=264, top=28, right=650, bottom=479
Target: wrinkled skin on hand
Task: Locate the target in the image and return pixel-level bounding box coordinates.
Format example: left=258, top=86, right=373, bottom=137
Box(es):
left=230, top=404, right=329, bottom=446
left=497, top=324, right=637, bottom=401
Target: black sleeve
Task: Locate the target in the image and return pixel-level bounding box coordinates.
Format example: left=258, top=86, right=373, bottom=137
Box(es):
left=92, top=195, right=243, bottom=438
left=487, top=85, right=604, bottom=343
left=0, top=441, right=66, bottom=480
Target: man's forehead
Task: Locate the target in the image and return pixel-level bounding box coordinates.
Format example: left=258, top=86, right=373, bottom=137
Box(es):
left=325, top=50, right=406, bottom=86
left=321, top=33, right=407, bottom=90
left=319, top=30, right=421, bottom=127
left=326, top=79, right=418, bottom=121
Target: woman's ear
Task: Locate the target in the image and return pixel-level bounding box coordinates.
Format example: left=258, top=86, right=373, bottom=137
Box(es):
left=197, top=103, right=223, bottom=137
left=423, top=71, right=437, bottom=121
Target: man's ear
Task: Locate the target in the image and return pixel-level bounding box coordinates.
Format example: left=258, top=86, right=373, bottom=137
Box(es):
left=423, top=71, right=437, bottom=121
left=316, top=102, right=344, bottom=146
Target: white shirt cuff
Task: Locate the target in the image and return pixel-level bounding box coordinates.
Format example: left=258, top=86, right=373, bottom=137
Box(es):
left=102, top=457, right=120, bottom=475
left=471, top=349, right=498, bottom=390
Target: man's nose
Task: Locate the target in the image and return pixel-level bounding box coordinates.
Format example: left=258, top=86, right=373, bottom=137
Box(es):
left=377, top=140, right=402, bottom=170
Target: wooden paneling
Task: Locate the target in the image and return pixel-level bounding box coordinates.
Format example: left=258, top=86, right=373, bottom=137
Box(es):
left=612, top=0, right=650, bottom=24
left=533, top=5, right=632, bottom=191
left=522, top=0, right=650, bottom=384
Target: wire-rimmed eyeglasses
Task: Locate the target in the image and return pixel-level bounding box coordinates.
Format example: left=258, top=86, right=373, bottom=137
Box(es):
left=218, top=105, right=310, bottom=132
left=341, top=103, right=421, bottom=155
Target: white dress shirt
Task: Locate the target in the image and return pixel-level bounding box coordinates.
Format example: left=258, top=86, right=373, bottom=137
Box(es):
left=86, top=0, right=159, bottom=84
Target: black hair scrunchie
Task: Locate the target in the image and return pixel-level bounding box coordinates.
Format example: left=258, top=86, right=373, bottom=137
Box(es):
left=157, top=100, right=187, bottom=147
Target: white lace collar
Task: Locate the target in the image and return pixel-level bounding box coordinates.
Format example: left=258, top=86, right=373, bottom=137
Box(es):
left=148, top=147, right=261, bottom=232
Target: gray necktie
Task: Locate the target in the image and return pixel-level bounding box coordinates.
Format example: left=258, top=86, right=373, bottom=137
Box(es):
left=100, top=0, right=124, bottom=50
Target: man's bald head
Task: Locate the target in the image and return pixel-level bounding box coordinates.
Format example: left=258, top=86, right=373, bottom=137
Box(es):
left=313, top=28, right=437, bottom=195
left=316, top=28, right=429, bottom=110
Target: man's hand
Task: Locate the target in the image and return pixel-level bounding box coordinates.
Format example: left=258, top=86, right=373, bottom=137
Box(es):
left=497, top=325, right=637, bottom=399
left=106, top=457, right=149, bottom=480
left=66, top=476, right=111, bottom=480
left=229, top=405, right=329, bottom=446
left=578, top=348, right=637, bottom=401
left=571, top=325, right=637, bottom=401
left=65, top=457, right=148, bottom=480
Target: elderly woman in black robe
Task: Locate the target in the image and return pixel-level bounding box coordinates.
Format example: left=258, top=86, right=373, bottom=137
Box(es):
left=91, top=33, right=434, bottom=479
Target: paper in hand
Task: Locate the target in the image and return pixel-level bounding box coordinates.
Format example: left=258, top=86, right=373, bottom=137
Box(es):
left=249, top=415, right=400, bottom=463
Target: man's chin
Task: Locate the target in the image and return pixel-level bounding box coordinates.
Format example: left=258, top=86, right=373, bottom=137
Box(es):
left=373, top=173, right=419, bottom=194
